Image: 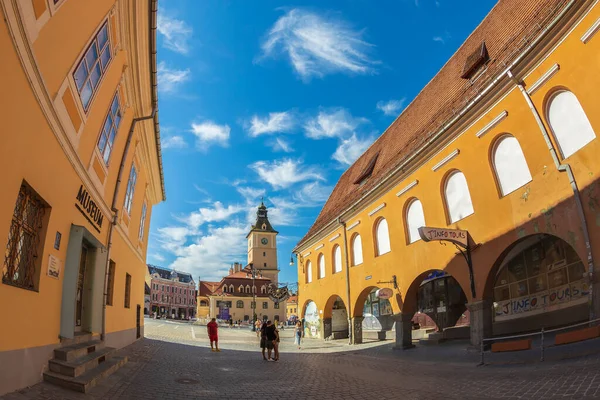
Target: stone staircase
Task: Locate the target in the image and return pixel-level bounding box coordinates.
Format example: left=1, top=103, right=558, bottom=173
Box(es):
left=43, top=332, right=128, bottom=393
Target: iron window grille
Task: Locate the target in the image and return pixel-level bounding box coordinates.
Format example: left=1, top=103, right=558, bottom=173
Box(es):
left=124, top=273, right=131, bottom=308
left=123, top=164, right=137, bottom=215
left=3, top=183, right=47, bottom=290
left=73, top=22, right=111, bottom=111
left=97, top=94, right=122, bottom=165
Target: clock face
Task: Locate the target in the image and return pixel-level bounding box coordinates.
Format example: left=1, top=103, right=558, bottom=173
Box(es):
left=261, top=238, right=268, bottom=245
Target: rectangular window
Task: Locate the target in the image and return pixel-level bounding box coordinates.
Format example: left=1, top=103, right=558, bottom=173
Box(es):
left=274, top=303, right=279, bottom=309
left=97, top=94, right=121, bottom=165
left=73, top=22, right=112, bottom=110
left=106, top=260, right=116, bottom=306
left=123, top=164, right=137, bottom=215
left=2, top=182, right=48, bottom=291
left=138, top=201, right=147, bottom=240
left=124, top=273, right=131, bottom=308
left=263, top=302, right=268, bottom=309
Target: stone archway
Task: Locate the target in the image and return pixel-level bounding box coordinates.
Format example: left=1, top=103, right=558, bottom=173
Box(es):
left=352, top=286, right=395, bottom=344
left=481, top=233, right=590, bottom=338
left=302, top=299, right=321, bottom=339
left=323, top=295, right=349, bottom=340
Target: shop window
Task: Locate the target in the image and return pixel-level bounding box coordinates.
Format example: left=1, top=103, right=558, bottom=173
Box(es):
left=406, top=199, right=426, bottom=244
left=306, top=260, right=313, bottom=283
left=237, top=300, right=244, bottom=308
left=374, top=218, right=391, bottom=256
left=547, top=90, right=596, bottom=158
left=73, top=22, right=112, bottom=111
left=493, top=135, right=532, bottom=196
left=351, top=234, right=363, bottom=266
left=444, top=171, right=474, bottom=223
left=139, top=201, right=147, bottom=241
left=318, top=253, right=326, bottom=279
left=97, top=94, right=122, bottom=165
left=124, top=273, right=131, bottom=309
left=2, top=182, right=49, bottom=291
left=106, top=260, right=116, bottom=306
left=124, top=164, right=137, bottom=215
left=333, top=245, right=342, bottom=274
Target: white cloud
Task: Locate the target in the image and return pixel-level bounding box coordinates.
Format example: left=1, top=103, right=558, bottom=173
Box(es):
left=259, top=8, right=379, bottom=81
left=161, top=135, right=187, bottom=149
left=332, top=133, right=374, bottom=165
left=157, top=62, right=191, bottom=93
left=433, top=36, right=445, bottom=44
left=248, top=112, right=295, bottom=137
left=269, top=137, right=294, bottom=153
left=190, top=121, right=230, bottom=149
left=304, top=108, right=367, bottom=139
left=237, top=187, right=266, bottom=201
left=376, top=98, right=406, bottom=116
left=179, top=201, right=244, bottom=229
left=150, top=253, right=166, bottom=263
left=157, top=14, right=192, bottom=54
left=293, top=181, right=333, bottom=205
left=250, top=159, right=324, bottom=189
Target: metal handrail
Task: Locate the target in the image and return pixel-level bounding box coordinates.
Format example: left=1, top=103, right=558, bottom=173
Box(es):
left=479, top=317, right=600, bottom=365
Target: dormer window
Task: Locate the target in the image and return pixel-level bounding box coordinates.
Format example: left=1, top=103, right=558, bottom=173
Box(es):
left=461, top=41, right=489, bottom=80
left=262, top=223, right=267, bottom=230
left=354, top=151, right=379, bottom=186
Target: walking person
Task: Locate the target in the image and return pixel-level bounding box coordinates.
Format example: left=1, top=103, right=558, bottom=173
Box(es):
left=294, top=321, right=302, bottom=349
left=255, top=319, right=262, bottom=337
left=207, top=318, right=220, bottom=352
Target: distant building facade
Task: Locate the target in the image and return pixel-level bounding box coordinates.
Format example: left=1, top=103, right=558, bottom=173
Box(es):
left=147, top=265, right=196, bottom=319
left=286, top=295, right=298, bottom=321
left=197, top=203, right=286, bottom=323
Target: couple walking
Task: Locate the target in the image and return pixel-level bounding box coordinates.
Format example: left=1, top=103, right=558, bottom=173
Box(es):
left=259, top=320, right=280, bottom=361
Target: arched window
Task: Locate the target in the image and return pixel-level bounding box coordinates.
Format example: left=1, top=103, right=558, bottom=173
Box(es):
left=229, top=284, right=234, bottom=293
left=333, top=245, right=342, bottom=274
left=236, top=300, right=244, bottom=308
left=223, top=286, right=228, bottom=293
left=352, top=234, right=363, bottom=266
left=238, top=285, right=244, bottom=293
left=306, top=260, right=313, bottom=283
left=375, top=218, right=391, bottom=256
left=318, top=253, right=326, bottom=279
left=245, top=285, right=251, bottom=293
left=493, top=135, right=532, bottom=196
left=444, top=171, right=474, bottom=223
left=261, top=285, right=266, bottom=294
left=547, top=91, right=596, bottom=158
left=406, top=199, right=426, bottom=244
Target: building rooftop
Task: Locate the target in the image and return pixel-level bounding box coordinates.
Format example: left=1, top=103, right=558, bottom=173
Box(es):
left=147, top=264, right=194, bottom=284
left=296, top=0, right=569, bottom=249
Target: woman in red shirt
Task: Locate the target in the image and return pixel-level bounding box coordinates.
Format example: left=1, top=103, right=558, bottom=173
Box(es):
left=207, top=318, right=220, bottom=352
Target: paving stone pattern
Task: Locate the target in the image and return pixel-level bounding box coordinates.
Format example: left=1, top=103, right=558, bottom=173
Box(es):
left=3, top=319, right=600, bottom=399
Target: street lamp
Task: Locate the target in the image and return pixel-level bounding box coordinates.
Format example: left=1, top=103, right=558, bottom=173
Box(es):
left=289, top=255, right=294, bottom=266
left=250, top=263, right=257, bottom=332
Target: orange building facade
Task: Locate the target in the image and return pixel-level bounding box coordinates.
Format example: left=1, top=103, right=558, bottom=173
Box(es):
left=293, top=0, right=600, bottom=348
left=0, top=0, right=164, bottom=395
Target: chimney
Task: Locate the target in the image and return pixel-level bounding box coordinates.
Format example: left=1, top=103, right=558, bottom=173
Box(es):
left=235, top=262, right=241, bottom=272
left=229, top=266, right=234, bottom=275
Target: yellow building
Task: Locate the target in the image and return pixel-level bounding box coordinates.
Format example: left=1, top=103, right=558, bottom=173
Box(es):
left=294, top=0, right=600, bottom=348
left=286, top=295, right=298, bottom=321
left=0, top=0, right=164, bottom=394
left=197, top=203, right=287, bottom=323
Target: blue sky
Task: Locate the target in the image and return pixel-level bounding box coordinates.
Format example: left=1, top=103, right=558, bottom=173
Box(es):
left=148, top=0, right=497, bottom=284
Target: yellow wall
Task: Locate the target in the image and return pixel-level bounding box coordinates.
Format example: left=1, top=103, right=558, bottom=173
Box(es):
left=297, top=3, right=600, bottom=322
left=0, top=0, right=160, bottom=353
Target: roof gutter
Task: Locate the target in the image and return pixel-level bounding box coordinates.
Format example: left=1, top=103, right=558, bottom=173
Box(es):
left=150, top=0, right=166, bottom=202
left=293, top=0, right=578, bottom=255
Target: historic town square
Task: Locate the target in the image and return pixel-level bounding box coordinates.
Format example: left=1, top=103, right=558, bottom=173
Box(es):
left=1, top=0, right=600, bottom=399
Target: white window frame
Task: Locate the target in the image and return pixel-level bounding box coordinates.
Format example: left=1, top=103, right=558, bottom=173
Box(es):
left=444, top=171, right=474, bottom=224
left=406, top=199, right=426, bottom=244
left=492, top=135, right=532, bottom=196
left=333, top=245, right=342, bottom=274
left=318, top=254, right=326, bottom=279
left=375, top=218, right=391, bottom=256
left=124, top=164, right=137, bottom=215
left=352, top=234, right=363, bottom=266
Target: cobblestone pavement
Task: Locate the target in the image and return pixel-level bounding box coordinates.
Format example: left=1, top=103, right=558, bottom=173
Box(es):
left=3, top=318, right=600, bottom=399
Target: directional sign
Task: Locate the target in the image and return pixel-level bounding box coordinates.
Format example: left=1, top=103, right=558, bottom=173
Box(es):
left=418, top=226, right=468, bottom=249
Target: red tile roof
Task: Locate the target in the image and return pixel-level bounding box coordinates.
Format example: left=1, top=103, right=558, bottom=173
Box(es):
left=297, top=0, right=571, bottom=249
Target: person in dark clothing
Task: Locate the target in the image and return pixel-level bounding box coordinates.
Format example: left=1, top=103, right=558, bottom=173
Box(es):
left=264, top=320, right=277, bottom=361
left=260, top=321, right=268, bottom=360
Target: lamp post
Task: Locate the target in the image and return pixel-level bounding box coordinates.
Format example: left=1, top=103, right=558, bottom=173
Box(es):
left=250, top=263, right=257, bottom=332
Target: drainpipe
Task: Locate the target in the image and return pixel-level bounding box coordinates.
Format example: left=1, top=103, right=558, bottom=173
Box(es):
left=101, top=109, right=156, bottom=341
left=508, top=70, right=595, bottom=321
left=338, top=218, right=353, bottom=345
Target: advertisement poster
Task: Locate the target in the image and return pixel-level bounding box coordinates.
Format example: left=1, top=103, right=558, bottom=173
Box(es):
left=304, top=301, right=321, bottom=338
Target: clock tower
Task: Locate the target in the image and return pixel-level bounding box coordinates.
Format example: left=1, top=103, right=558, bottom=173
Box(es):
left=247, top=201, right=279, bottom=284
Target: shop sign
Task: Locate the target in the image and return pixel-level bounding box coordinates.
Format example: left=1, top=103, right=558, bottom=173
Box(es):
left=376, top=288, right=393, bottom=299
left=75, top=185, right=104, bottom=233
left=418, top=226, right=468, bottom=248
left=267, top=284, right=290, bottom=303
left=47, top=254, right=61, bottom=279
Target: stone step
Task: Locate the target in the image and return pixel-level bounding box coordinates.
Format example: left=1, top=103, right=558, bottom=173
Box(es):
left=49, top=346, right=115, bottom=377
left=43, top=356, right=128, bottom=393
left=59, top=332, right=101, bottom=347
left=419, top=333, right=446, bottom=346
left=54, top=340, right=105, bottom=362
